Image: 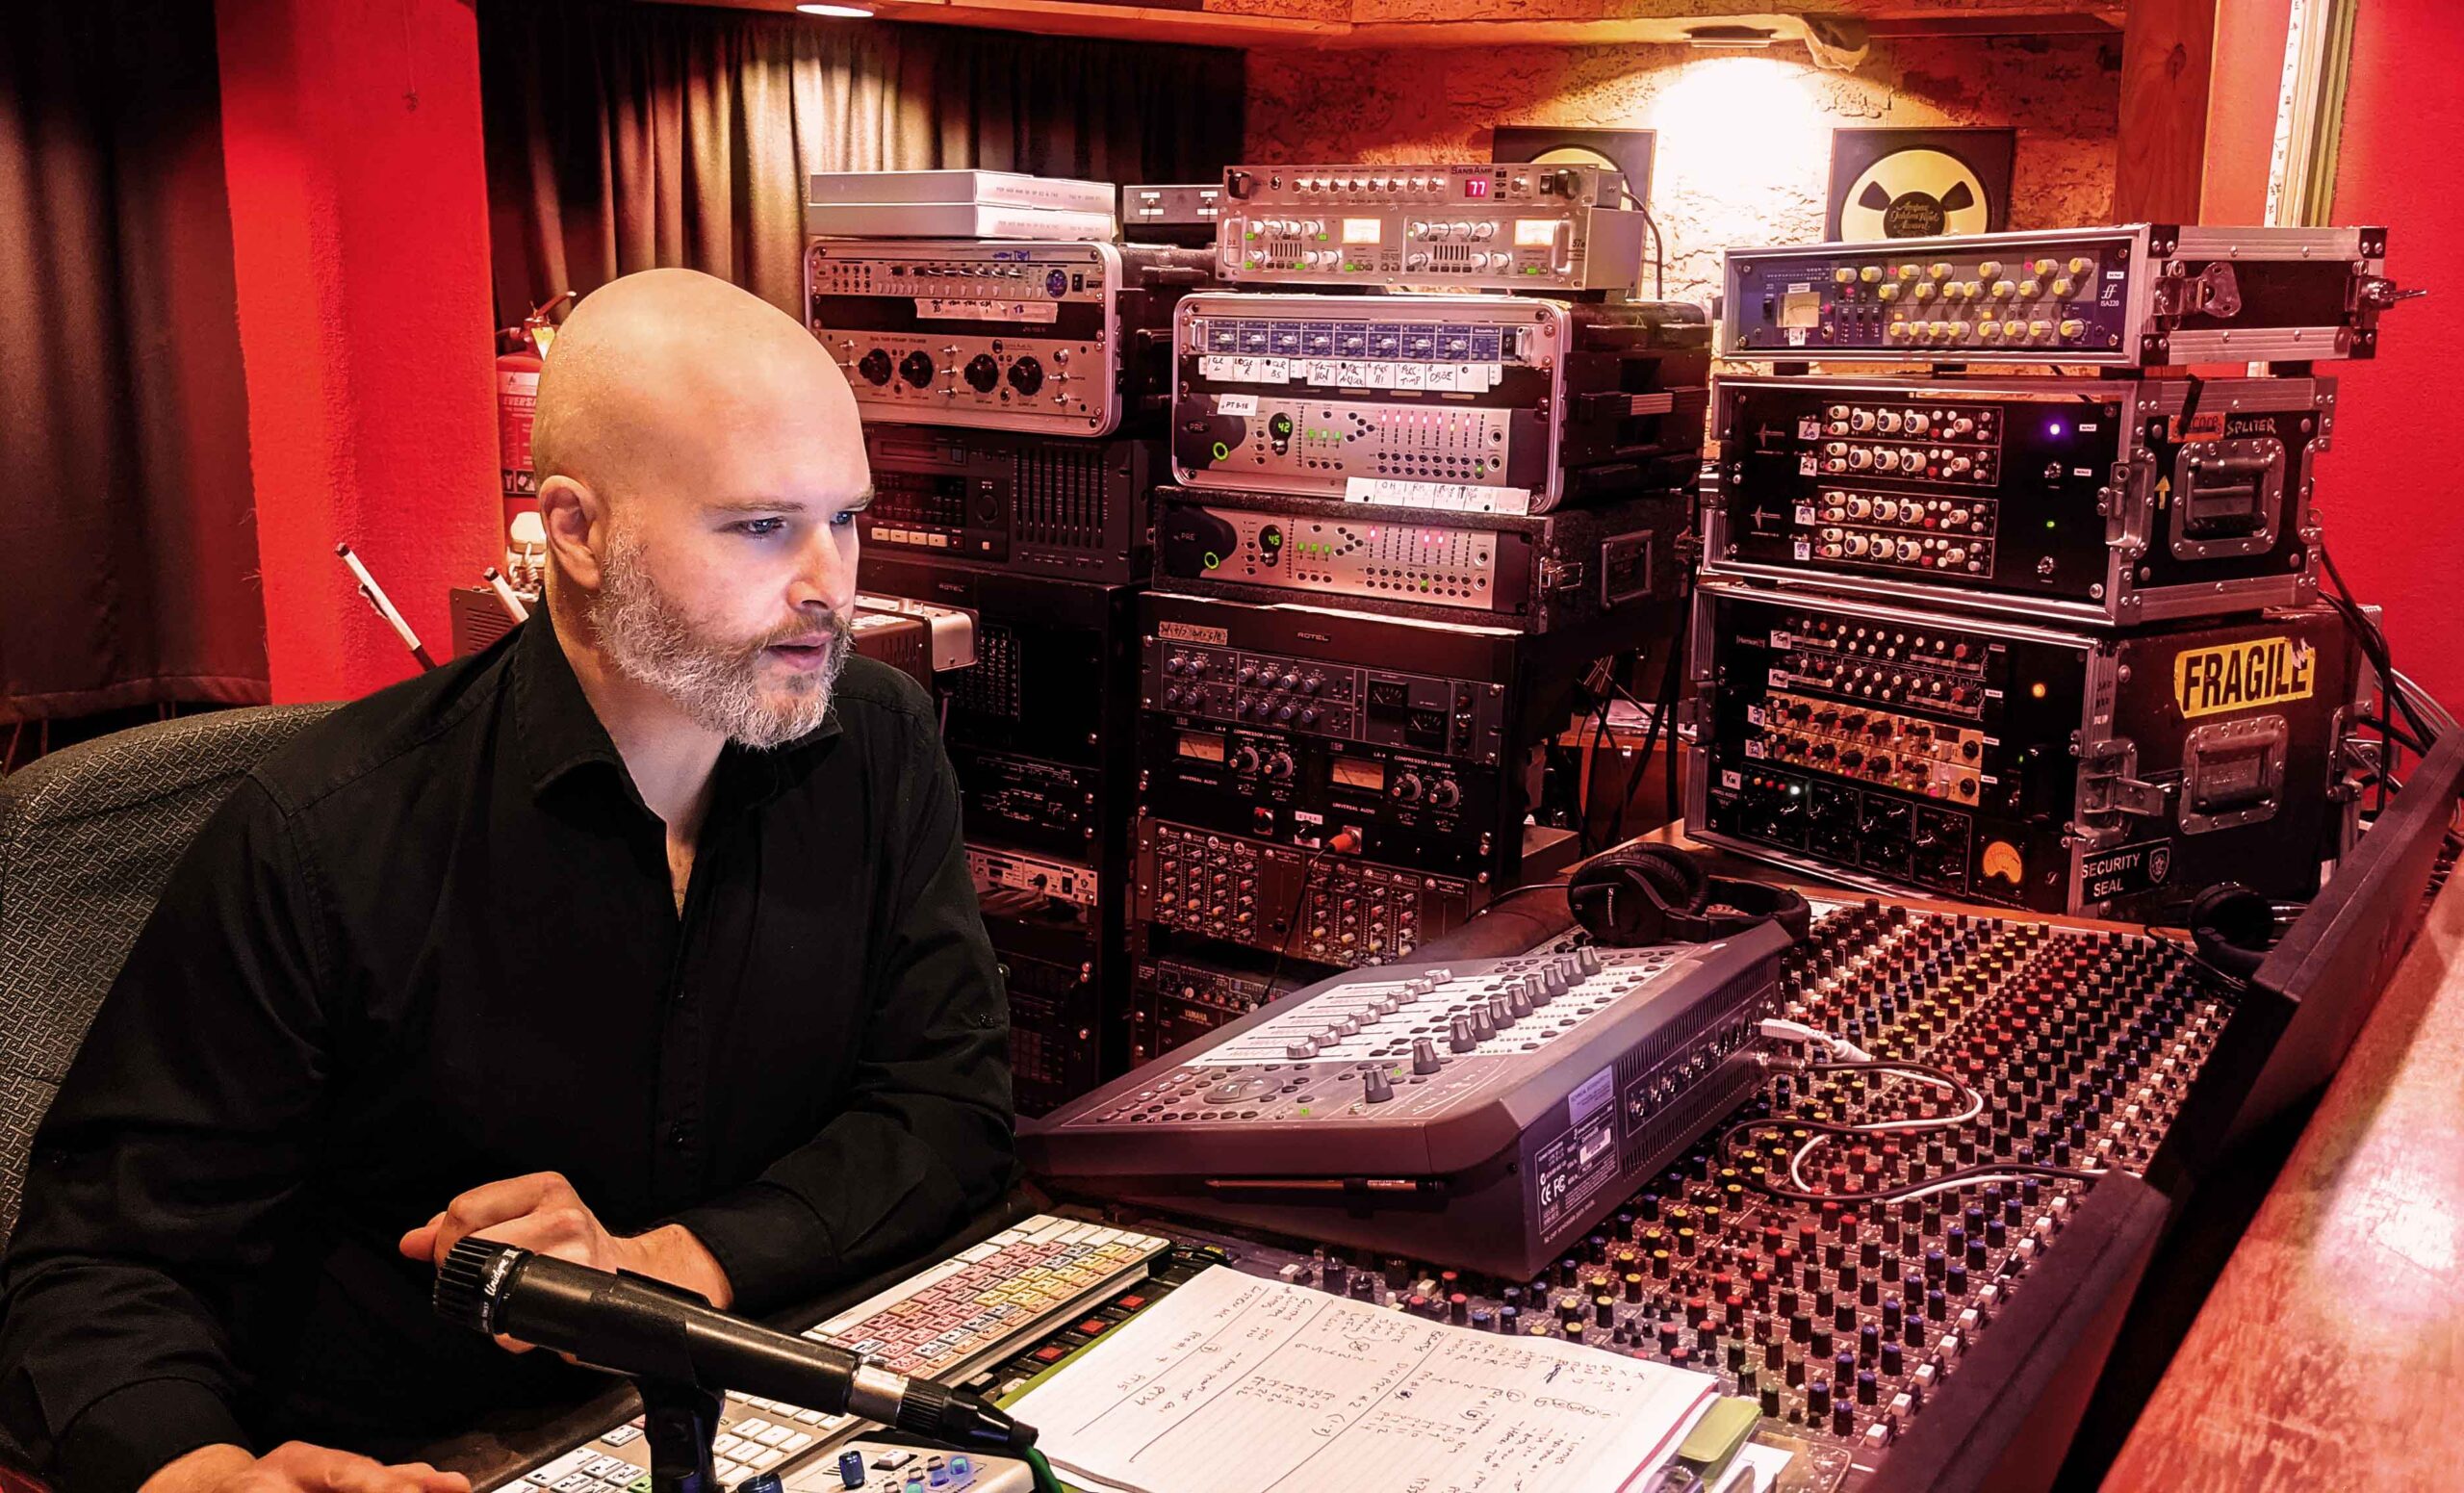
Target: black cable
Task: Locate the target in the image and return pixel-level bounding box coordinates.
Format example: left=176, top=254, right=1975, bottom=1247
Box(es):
left=1616, top=186, right=1666, bottom=299
left=2355, top=713, right=2428, bottom=757
left=2321, top=540, right=2438, bottom=747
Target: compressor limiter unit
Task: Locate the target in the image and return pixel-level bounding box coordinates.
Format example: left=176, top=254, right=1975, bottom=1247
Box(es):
left=805, top=239, right=1213, bottom=437
left=1217, top=162, right=1649, bottom=294
left=1723, top=222, right=2395, bottom=366
left=1170, top=292, right=1709, bottom=513
left=1686, top=580, right=2359, bottom=918
left=1705, top=374, right=2332, bottom=626
left=1020, top=929, right=1790, bottom=1278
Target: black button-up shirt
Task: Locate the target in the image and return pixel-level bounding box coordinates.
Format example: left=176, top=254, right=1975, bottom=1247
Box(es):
left=0, top=614, right=1014, bottom=1493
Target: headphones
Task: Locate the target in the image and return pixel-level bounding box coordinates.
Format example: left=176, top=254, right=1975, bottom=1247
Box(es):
left=1568, top=844, right=1812, bottom=947
left=2188, top=881, right=2301, bottom=982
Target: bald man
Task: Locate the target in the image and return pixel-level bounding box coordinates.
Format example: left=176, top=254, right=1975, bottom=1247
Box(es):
left=0, top=270, right=1015, bottom=1493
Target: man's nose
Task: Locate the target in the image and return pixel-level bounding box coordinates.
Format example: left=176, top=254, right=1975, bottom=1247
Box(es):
left=788, top=527, right=856, bottom=613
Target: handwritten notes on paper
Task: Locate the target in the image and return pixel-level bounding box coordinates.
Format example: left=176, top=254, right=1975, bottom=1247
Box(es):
left=1011, top=1266, right=1719, bottom=1493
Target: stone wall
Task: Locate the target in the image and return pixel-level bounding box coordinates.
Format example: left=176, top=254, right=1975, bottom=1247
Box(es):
left=1244, top=35, right=2121, bottom=305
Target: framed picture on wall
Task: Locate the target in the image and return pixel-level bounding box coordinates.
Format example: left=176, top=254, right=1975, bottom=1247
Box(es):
left=1491, top=125, right=1657, bottom=212
left=1826, top=127, right=2015, bottom=241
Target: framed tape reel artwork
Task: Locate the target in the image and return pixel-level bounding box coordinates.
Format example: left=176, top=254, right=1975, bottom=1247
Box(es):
left=1827, top=127, right=2015, bottom=242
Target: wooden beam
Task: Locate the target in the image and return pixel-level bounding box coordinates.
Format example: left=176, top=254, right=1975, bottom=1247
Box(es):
left=2113, top=0, right=2219, bottom=220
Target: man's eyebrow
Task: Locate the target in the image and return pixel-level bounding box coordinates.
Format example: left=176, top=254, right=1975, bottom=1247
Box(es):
left=703, top=489, right=873, bottom=515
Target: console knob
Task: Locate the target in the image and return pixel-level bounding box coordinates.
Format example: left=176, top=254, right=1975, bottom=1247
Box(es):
left=1412, top=1039, right=1442, bottom=1075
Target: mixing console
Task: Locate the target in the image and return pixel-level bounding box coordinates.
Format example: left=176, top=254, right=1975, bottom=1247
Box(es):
left=1046, top=900, right=2231, bottom=1487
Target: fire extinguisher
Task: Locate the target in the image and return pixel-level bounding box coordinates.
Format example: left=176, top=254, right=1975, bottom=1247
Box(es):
left=496, top=292, right=571, bottom=573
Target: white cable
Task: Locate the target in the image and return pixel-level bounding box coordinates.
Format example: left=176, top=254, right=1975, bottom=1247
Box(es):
left=1758, top=1017, right=1873, bottom=1064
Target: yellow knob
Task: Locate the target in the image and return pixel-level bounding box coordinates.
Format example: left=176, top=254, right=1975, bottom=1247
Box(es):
left=2058, top=318, right=2086, bottom=339
left=1978, top=260, right=2003, bottom=278
left=2001, top=320, right=2028, bottom=339
left=1877, top=283, right=1901, bottom=302
left=1991, top=279, right=2016, bottom=298
left=1978, top=322, right=2006, bottom=342
left=1886, top=321, right=1912, bottom=341
left=1896, top=264, right=1919, bottom=279
left=2017, top=278, right=2041, bottom=298
left=1860, top=266, right=1883, bottom=283
left=1949, top=321, right=1973, bottom=341
left=1835, top=268, right=1859, bottom=284
left=1928, top=262, right=1952, bottom=279
left=2067, top=256, right=2093, bottom=275
left=2052, top=276, right=2076, bottom=298
left=1912, top=283, right=1937, bottom=302
left=2028, top=320, right=2052, bottom=340
left=2032, top=258, right=2059, bottom=276
left=1960, top=280, right=1984, bottom=299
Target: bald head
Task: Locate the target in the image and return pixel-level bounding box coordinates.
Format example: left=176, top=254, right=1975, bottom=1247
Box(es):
left=531, top=268, right=861, bottom=504
left=525, top=269, right=874, bottom=750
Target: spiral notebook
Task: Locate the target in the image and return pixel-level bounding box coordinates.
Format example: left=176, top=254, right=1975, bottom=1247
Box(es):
left=1008, top=1265, right=1720, bottom=1493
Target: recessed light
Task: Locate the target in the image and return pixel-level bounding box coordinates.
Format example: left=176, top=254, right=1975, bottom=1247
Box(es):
left=1684, top=23, right=1777, bottom=47
left=796, top=2, right=874, bottom=15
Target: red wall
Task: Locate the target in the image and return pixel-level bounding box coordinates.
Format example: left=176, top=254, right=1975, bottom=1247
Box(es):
left=2324, top=0, right=2462, bottom=709
left=217, top=0, right=500, bottom=704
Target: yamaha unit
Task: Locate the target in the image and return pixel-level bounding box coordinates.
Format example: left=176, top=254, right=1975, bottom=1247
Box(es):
left=1218, top=163, right=1648, bottom=294
left=1136, top=815, right=1488, bottom=969
left=1128, top=935, right=1286, bottom=1064
left=1724, top=223, right=2395, bottom=366
left=1154, top=485, right=1680, bottom=632
left=1019, top=930, right=1788, bottom=1278
left=1142, top=725, right=1511, bottom=876
left=806, top=239, right=1211, bottom=436
left=861, top=425, right=1157, bottom=584
left=1170, top=292, right=1709, bottom=512
left=1687, top=580, right=2358, bottom=917
left=1706, top=374, right=2331, bottom=625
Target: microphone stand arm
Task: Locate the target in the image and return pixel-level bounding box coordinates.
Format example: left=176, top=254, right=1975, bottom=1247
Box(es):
left=637, top=1378, right=727, bottom=1493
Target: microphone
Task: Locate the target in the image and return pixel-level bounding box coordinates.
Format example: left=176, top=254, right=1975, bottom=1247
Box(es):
left=433, top=1238, right=1037, bottom=1454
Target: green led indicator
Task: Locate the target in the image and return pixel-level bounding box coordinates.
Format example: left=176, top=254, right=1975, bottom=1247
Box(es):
left=1202, top=551, right=1221, bottom=569
left=1211, top=441, right=1230, bottom=460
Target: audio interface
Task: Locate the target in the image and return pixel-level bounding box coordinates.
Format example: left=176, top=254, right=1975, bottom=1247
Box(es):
left=1723, top=223, right=2394, bottom=366
left=1218, top=163, right=1647, bottom=293
left=1686, top=580, right=2358, bottom=917
left=1706, top=374, right=2330, bottom=625
left=1169, top=292, right=1707, bottom=511
left=806, top=239, right=1211, bottom=436
left=1155, top=484, right=1679, bottom=631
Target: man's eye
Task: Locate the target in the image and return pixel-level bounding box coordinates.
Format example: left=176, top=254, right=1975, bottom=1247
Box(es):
left=832, top=509, right=862, bottom=529
left=733, top=518, right=788, bottom=537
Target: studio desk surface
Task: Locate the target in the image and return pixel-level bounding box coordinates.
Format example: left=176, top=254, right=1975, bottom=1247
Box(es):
left=409, top=849, right=2464, bottom=1493
left=2102, top=871, right=2464, bottom=1492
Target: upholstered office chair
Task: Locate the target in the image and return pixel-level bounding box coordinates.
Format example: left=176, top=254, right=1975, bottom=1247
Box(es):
left=0, top=704, right=337, bottom=1246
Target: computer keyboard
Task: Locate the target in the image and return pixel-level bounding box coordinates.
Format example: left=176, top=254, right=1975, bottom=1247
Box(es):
left=492, top=1215, right=1170, bottom=1491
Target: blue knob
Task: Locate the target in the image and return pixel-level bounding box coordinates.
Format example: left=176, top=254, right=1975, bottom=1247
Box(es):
left=737, top=1476, right=785, bottom=1493
left=837, top=1449, right=866, bottom=1489
left=948, top=1456, right=973, bottom=1480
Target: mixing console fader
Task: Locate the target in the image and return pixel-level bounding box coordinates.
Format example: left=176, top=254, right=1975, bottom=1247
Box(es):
left=1023, top=930, right=1789, bottom=1277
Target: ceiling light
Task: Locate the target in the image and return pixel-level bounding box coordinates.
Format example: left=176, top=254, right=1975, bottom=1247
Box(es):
left=1684, top=24, right=1777, bottom=47
left=796, top=3, right=874, bottom=15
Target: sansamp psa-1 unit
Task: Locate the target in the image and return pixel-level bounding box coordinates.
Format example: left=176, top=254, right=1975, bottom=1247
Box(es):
left=1019, top=929, right=1789, bottom=1278
left=1154, top=485, right=1683, bottom=634
left=1686, top=581, right=2358, bottom=918
left=860, top=425, right=1158, bottom=585
left=1723, top=223, right=2395, bottom=366
left=1217, top=163, right=1650, bottom=294
left=1169, top=292, right=1709, bottom=513
left=1705, top=374, right=2332, bottom=626
left=805, top=239, right=1212, bottom=437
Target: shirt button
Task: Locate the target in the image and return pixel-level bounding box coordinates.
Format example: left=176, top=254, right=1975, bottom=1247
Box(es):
left=668, top=1124, right=690, bottom=1147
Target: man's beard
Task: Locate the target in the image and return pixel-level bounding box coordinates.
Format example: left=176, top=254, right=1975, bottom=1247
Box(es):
left=586, top=528, right=851, bottom=749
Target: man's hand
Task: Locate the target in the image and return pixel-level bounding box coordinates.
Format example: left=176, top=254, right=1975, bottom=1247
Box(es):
left=138, top=1442, right=470, bottom=1493
left=397, top=1171, right=734, bottom=1353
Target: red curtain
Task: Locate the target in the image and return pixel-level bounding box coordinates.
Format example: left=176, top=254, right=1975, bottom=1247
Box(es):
left=0, top=1, right=270, bottom=729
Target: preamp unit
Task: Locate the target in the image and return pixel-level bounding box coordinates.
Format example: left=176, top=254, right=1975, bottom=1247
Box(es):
left=1723, top=223, right=2395, bottom=366
left=1705, top=374, right=2331, bottom=625
left=1170, top=292, right=1708, bottom=512
left=1135, top=815, right=1493, bottom=969
left=1686, top=580, right=2358, bottom=918
left=1219, top=163, right=1648, bottom=294
left=806, top=239, right=1211, bottom=436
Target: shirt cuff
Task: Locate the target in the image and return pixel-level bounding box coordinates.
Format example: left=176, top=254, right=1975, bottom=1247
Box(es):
left=665, top=1182, right=838, bottom=1318
left=57, top=1377, right=247, bottom=1493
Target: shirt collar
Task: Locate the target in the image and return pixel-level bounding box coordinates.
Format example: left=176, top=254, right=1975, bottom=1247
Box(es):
left=507, top=609, right=843, bottom=811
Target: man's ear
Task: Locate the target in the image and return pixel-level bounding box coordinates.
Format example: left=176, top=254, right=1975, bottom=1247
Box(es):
left=538, top=475, right=608, bottom=590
